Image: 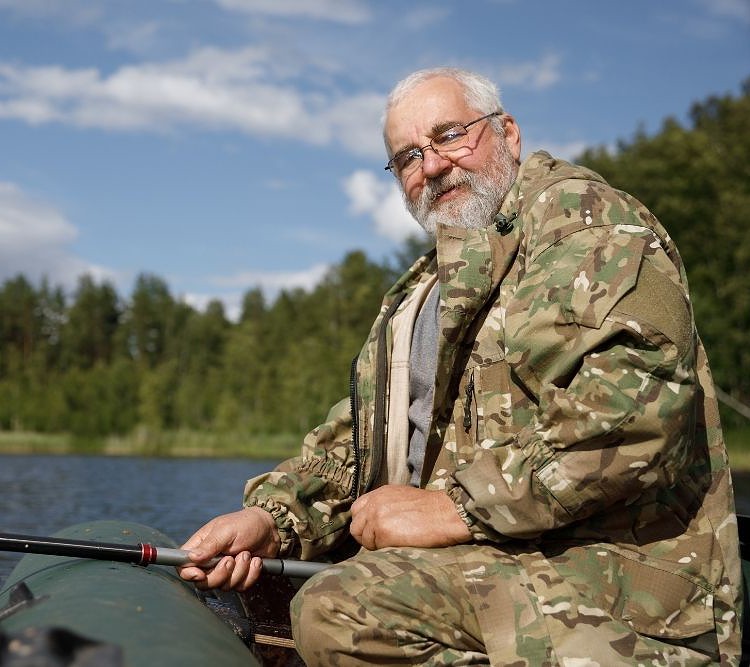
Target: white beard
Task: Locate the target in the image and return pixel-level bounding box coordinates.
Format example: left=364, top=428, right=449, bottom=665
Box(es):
left=406, top=138, right=517, bottom=236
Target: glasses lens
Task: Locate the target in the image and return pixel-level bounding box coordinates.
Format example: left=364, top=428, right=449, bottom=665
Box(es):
left=393, top=149, right=421, bottom=177
left=432, top=125, right=468, bottom=151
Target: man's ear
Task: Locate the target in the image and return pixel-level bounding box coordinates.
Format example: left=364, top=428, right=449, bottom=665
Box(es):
left=502, top=115, right=522, bottom=163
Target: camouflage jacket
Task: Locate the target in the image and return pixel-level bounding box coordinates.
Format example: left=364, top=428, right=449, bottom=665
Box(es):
left=245, top=151, right=741, bottom=660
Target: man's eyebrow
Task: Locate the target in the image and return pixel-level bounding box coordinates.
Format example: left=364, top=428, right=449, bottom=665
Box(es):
left=392, top=119, right=463, bottom=155
left=392, top=142, right=418, bottom=157
left=431, top=120, right=462, bottom=135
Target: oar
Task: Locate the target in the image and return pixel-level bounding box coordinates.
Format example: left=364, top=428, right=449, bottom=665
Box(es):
left=0, top=532, right=331, bottom=579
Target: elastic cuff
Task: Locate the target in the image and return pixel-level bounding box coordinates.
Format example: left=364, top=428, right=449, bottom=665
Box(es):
left=244, top=497, right=298, bottom=558
left=446, top=484, right=492, bottom=542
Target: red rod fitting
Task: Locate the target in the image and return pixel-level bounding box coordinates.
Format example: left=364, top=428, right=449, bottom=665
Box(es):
left=139, top=542, right=157, bottom=566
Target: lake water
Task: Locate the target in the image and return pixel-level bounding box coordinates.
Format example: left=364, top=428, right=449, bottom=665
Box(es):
left=1, top=454, right=749, bottom=587
left=0, top=454, right=279, bottom=586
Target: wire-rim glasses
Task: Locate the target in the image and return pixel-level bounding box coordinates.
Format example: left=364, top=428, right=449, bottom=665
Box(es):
left=384, top=111, right=501, bottom=179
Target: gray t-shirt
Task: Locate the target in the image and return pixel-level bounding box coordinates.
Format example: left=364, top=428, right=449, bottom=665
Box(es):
left=407, top=283, right=440, bottom=486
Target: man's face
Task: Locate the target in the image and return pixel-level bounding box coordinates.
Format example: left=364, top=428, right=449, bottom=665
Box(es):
left=384, top=77, right=521, bottom=235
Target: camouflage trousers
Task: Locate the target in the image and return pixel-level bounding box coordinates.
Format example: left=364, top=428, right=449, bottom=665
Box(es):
left=290, top=543, right=720, bottom=666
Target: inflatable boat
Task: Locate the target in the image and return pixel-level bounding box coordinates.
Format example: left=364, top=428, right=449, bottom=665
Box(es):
left=2, top=517, right=749, bottom=666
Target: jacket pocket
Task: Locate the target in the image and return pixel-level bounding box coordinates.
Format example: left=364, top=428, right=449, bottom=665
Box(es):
left=475, top=360, right=534, bottom=444
left=566, top=233, right=647, bottom=329
left=597, top=545, right=715, bottom=639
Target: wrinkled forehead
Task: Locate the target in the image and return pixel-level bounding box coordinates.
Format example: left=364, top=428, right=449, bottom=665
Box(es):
left=384, top=77, right=476, bottom=154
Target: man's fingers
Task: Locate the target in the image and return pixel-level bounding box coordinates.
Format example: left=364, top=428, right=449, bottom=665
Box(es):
left=363, top=523, right=378, bottom=551
left=351, top=494, right=368, bottom=514
left=178, top=564, right=207, bottom=583
left=227, top=552, right=250, bottom=590
left=226, top=553, right=264, bottom=591
left=187, top=535, right=223, bottom=562
left=200, top=556, right=234, bottom=590
left=350, top=513, right=364, bottom=541
left=179, top=553, right=263, bottom=592
left=350, top=514, right=378, bottom=550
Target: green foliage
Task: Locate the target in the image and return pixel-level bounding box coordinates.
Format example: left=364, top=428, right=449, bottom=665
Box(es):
left=0, top=248, right=400, bottom=452
left=578, top=79, right=750, bottom=426
left=62, top=275, right=120, bottom=369
left=0, top=82, right=747, bottom=454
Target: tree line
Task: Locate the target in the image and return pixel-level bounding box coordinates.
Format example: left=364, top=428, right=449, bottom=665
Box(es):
left=0, top=81, right=747, bottom=447
left=0, top=251, right=413, bottom=441
left=578, top=78, right=749, bottom=427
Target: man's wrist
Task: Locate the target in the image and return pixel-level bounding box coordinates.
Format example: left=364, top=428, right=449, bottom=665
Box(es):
left=243, top=498, right=297, bottom=557
left=244, top=505, right=281, bottom=556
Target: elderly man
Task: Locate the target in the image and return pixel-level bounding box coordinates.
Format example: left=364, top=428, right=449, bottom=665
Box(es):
left=179, top=68, right=741, bottom=665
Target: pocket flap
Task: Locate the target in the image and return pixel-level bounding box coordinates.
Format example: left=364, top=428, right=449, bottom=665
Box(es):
left=567, top=234, right=647, bottom=329
left=612, top=549, right=715, bottom=639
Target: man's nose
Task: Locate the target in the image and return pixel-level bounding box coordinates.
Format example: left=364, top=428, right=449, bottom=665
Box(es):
left=420, top=147, right=452, bottom=178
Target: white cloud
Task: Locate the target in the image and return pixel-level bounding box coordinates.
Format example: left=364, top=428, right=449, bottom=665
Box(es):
left=214, top=0, right=372, bottom=24
left=105, top=21, right=163, bottom=55
left=211, top=262, right=330, bottom=293
left=0, top=46, right=386, bottom=159
left=326, top=92, right=387, bottom=158
left=495, top=53, right=562, bottom=91
left=343, top=170, right=423, bottom=242
left=698, top=0, right=750, bottom=23
left=185, top=262, right=332, bottom=320
left=0, top=181, right=115, bottom=288
left=182, top=291, right=242, bottom=322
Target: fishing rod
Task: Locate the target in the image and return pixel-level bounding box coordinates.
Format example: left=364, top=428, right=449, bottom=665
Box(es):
left=0, top=532, right=330, bottom=579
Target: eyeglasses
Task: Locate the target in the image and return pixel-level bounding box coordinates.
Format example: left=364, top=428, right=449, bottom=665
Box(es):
left=384, top=111, right=501, bottom=179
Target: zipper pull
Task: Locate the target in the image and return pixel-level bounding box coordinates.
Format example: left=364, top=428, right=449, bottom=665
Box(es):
left=463, top=370, right=475, bottom=432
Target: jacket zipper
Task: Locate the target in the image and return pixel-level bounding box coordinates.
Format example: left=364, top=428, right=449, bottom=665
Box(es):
left=349, top=354, right=361, bottom=499
left=349, top=292, right=408, bottom=499
left=463, top=369, right=475, bottom=432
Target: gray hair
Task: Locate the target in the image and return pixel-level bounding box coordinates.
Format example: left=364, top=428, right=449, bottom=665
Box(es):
left=383, top=67, right=506, bottom=152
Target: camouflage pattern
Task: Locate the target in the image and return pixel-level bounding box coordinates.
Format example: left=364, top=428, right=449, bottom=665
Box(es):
left=245, top=152, right=742, bottom=664
left=293, top=544, right=725, bottom=666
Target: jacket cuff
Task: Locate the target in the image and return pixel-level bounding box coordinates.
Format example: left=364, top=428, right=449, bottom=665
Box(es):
left=244, top=496, right=298, bottom=558
left=445, top=483, right=499, bottom=543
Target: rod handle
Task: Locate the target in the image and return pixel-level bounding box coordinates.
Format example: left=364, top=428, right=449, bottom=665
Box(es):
left=154, top=547, right=331, bottom=578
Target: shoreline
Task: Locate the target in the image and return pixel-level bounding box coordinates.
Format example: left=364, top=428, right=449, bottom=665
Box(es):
left=1, top=427, right=748, bottom=469
left=0, top=429, right=302, bottom=461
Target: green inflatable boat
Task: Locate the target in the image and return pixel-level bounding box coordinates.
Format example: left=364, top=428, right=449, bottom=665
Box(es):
left=0, top=521, right=263, bottom=667
left=2, top=517, right=749, bottom=665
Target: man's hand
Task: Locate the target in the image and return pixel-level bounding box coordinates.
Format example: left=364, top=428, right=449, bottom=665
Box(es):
left=177, top=506, right=280, bottom=591
left=350, top=485, right=471, bottom=550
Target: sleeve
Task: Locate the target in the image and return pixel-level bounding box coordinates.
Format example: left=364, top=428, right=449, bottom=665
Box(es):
left=242, top=396, right=357, bottom=559
left=445, top=183, right=698, bottom=541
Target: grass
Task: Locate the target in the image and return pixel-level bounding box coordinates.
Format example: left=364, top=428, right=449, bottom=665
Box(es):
left=0, top=431, right=74, bottom=454
left=0, top=428, right=303, bottom=460
left=1, top=426, right=749, bottom=470
left=100, top=427, right=304, bottom=459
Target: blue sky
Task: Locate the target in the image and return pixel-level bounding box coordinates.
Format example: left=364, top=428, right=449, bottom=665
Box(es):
left=0, top=0, right=748, bottom=319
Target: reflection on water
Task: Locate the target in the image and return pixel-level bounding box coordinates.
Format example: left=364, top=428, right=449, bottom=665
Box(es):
left=0, top=454, right=278, bottom=586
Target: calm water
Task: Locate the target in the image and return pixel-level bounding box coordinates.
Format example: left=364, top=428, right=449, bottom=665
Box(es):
left=0, top=454, right=279, bottom=586
left=1, top=454, right=749, bottom=587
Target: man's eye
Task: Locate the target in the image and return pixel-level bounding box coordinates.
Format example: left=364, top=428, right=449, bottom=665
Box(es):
left=396, top=149, right=421, bottom=170
left=434, top=127, right=465, bottom=146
